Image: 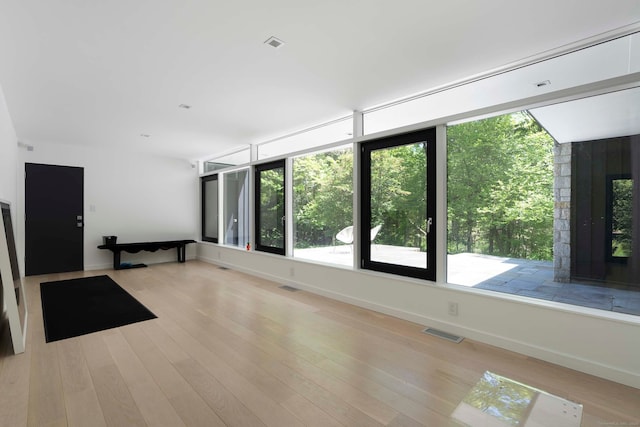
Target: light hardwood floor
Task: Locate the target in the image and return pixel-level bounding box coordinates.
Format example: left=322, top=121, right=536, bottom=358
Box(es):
left=1, top=260, right=638, bottom=426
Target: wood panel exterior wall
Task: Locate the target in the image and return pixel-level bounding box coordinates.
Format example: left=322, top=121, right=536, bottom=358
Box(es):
left=571, top=136, right=640, bottom=287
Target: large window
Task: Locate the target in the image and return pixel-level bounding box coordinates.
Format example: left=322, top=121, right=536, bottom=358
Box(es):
left=447, top=112, right=554, bottom=288
left=446, top=103, right=640, bottom=315
left=255, top=160, right=286, bottom=255
left=199, top=82, right=640, bottom=316
left=293, top=146, right=353, bottom=266
left=361, top=128, right=436, bottom=280
left=447, top=113, right=554, bottom=260
left=201, top=174, right=219, bottom=243
left=223, top=169, right=250, bottom=248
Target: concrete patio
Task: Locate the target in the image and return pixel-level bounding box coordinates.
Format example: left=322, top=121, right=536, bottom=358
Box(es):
left=294, top=245, right=640, bottom=315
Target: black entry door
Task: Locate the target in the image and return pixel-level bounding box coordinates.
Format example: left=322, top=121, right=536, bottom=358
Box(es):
left=25, top=163, right=84, bottom=275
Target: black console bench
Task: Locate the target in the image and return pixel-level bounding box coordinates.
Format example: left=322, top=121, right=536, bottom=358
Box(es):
left=98, top=239, right=196, bottom=270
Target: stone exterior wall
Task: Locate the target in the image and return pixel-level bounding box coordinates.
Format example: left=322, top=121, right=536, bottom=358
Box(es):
left=553, top=143, right=571, bottom=282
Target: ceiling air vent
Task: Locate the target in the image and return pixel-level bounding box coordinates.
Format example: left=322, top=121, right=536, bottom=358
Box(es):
left=264, top=36, right=285, bottom=49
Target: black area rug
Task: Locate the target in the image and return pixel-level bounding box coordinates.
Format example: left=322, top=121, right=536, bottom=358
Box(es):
left=40, top=275, right=156, bottom=343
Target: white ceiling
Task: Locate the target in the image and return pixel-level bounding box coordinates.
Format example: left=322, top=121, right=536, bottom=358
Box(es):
left=1, top=1, right=640, bottom=161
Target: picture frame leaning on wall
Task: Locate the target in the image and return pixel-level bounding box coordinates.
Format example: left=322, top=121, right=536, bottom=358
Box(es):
left=0, top=200, right=27, bottom=354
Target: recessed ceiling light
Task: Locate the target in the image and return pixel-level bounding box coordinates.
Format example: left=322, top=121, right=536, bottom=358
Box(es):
left=264, top=36, right=285, bottom=49
left=178, top=104, right=192, bottom=109
left=140, top=133, right=150, bottom=138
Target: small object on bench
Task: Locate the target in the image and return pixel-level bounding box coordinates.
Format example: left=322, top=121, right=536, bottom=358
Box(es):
left=97, top=239, right=196, bottom=270
left=102, top=235, right=117, bottom=245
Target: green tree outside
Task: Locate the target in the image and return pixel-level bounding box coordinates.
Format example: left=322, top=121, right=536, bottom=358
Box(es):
left=293, top=148, right=353, bottom=248
left=447, top=112, right=554, bottom=260
left=290, top=111, right=554, bottom=262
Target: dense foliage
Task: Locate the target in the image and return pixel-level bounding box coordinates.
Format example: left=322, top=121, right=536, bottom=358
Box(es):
left=370, top=143, right=427, bottom=250
left=447, top=112, right=554, bottom=260
left=293, top=144, right=428, bottom=251
left=611, top=178, right=633, bottom=257
left=258, top=167, right=285, bottom=248
left=288, top=112, right=554, bottom=261
left=293, top=149, right=353, bottom=248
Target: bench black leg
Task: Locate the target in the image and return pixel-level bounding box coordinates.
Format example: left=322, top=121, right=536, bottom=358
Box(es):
left=177, top=245, right=186, bottom=263
left=113, top=250, right=121, bottom=270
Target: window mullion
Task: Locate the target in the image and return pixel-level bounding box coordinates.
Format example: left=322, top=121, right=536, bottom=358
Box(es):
left=285, top=157, right=294, bottom=257
left=436, top=124, right=447, bottom=284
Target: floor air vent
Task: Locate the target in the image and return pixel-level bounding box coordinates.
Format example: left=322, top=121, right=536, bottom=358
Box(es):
left=422, top=327, right=464, bottom=343
left=280, top=285, right=299, bottom=292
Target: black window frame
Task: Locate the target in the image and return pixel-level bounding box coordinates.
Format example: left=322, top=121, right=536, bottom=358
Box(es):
left=254, top=159, right=286, bottom=255
left=201, top=174, right=219, bottom=243
left=360, top=127, right=436, bottom=281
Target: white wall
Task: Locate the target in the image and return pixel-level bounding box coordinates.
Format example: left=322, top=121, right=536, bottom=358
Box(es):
left=0, top=85, right=17, bottom=208
left=199, top=223, right=640, bottom=391
left=0, top=84, right=17, bottom=319
left=17, top=143, right=198, bottom=271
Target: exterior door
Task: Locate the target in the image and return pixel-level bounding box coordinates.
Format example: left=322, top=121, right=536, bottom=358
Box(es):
left=25, top=163, right=84, bottom=275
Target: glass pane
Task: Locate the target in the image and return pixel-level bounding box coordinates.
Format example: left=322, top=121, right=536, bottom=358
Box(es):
left=257, top=117, right=353, bottom=160
left=610, top=177, right=633, bottom=258
left=293, top=147, right=353, bottom=266
left=447, top=102, right=640, bottom=316
left=204, top=147, right=251, bottom=173
left=447, top=112, right=554, bottom=288
left=223, top=170, right=250, bottom=248
left=370, top=141, right=428, bottom=268
left=258, top=166, right=285, bottom=250
left=202, top=178, right=218, bottom=241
